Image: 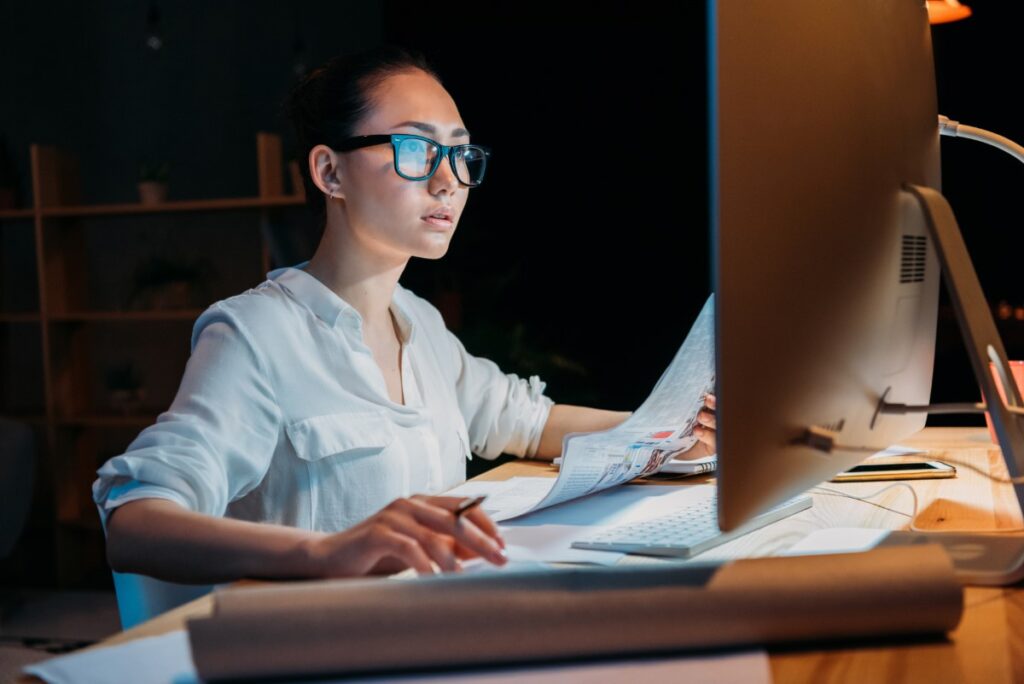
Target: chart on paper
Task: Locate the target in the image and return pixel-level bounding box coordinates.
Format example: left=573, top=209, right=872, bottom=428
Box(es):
left=479, top=294, right=717, bottom=522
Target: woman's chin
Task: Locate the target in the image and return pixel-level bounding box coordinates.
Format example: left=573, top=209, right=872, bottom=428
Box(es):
left=417, top=247, right=450, bottom=261
left=414, top=236, right=454, bottom=260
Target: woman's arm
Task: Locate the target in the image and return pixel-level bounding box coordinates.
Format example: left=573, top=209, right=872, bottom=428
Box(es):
left=532, top=405, right=632, bottom=461
left=532, top=395, right=717, bottom=461
left=106, top=495, right=507, bottom=584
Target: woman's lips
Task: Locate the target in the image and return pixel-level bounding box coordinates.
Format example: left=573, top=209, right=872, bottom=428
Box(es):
left=422, top=216, right=453, bottom=228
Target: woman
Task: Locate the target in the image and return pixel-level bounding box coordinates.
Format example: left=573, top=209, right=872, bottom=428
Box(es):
left=94, top=45, right=717, bottom=583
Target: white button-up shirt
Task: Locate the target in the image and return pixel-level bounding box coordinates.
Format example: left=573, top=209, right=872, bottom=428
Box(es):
left=92, top=264, right=554, bottom=533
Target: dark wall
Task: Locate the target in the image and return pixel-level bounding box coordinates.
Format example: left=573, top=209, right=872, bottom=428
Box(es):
left=389, top=4, right=710, bottom=412
left=390, top=1, right=1024, bottom=419
left=926, top=1, right=1024, bottom=422
left=0, top=1, right=383, bottom=203
left=2, top=0, right=1023, bottom=419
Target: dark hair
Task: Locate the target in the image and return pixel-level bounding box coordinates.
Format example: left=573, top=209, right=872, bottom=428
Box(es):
left=284, top=44, right=443, bottom=223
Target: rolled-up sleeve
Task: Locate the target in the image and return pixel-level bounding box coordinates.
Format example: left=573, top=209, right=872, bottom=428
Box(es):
left=92, top=304, right=281, bottom=527
left=447, top=331, right=554, bottom=460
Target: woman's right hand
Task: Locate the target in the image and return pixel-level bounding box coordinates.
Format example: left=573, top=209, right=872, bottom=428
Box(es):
left=301, top=494, right=508, bottom=577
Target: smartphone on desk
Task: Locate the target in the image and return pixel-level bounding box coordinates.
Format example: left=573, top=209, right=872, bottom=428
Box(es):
left=830, top=460, right=956, bottom=482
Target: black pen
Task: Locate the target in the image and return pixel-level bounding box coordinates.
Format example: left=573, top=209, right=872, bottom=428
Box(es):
left=453, top=495, right=487, bottom=520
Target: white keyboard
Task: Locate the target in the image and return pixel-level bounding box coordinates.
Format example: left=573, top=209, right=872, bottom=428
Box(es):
left=571, top=494, right=813, bottom=559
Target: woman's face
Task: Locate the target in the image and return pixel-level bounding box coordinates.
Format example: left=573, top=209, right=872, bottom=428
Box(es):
left=334, top=68, right=472, bottom=262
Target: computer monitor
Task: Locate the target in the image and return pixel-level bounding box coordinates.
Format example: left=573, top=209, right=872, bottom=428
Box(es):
left=712, top=0, right=943, bottom=529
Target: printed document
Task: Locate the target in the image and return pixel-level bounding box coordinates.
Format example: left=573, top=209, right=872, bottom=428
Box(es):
left=485, top=294, right=716, bottom=522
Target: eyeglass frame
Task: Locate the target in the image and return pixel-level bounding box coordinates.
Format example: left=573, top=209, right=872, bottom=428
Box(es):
left=332, top=133, right=492, bottom=187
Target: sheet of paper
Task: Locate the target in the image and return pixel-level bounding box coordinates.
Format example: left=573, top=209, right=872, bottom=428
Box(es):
left=783, top=527, right=891, bottom=556
left=25, top=628, right=771, bottom=684
left=485, top=295, right=716, bottom=522
left=335, top=650, right=772, bottom=683
left=447, top=478, right=716, bottom=565
left=24, top=630, right=196, bottom=684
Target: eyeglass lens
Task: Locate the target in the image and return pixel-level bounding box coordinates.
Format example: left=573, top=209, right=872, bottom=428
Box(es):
left=396, top=138, right=487, bottom=185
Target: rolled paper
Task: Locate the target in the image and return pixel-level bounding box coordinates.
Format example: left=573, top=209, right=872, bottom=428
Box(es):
left=189, top=545, right=962, bottom=682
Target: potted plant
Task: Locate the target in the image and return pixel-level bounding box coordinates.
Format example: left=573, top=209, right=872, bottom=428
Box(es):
left=127, top=256, right=214, bottom=310
left=105, top=363, right=146, bottom=415
left=138, top=161, right=169, bottom=204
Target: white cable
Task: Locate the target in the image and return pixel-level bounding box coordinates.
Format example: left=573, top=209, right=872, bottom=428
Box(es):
left=811, top=480, right=1024, bottom=534
left=938, top=115, right=1024, bottom=165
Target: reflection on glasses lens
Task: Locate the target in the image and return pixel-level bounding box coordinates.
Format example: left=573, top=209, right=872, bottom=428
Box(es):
left=397, top=138, right=435, bottom=178
left=454, top=147, right=487, bottom=186
left=396, top=138, right=487, bottom=185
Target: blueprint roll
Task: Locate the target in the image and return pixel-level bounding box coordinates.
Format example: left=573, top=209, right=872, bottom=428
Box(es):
left=188, top=545, right=963, bottom=682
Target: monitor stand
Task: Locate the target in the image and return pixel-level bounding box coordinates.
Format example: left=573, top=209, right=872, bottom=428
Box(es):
left=882, top=184, right=1024, bottom=585
left=904, top=184, right=1024, bottom=481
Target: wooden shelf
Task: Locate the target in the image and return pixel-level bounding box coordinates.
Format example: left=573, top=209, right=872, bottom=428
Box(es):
left=49, top=309, right=202, bottom=322
left=57, top=414, right=159, bottom=428
left=41, top=194, right=304, bottom=218
left=0, top=312, right=41, bottom=322
left=20, top=134, right=291, bottom=585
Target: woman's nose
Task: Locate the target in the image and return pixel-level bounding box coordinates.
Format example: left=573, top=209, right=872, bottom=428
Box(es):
left=429, top=154, right=460, bottom=194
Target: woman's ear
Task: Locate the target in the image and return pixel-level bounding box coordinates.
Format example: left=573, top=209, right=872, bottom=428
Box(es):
left=309, top=144, right=344, bottom=199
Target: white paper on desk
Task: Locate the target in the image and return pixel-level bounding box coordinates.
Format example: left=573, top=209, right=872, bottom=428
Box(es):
left=487, top=295, right=716, bottom=522
left=330, top=650, right=772, bottom=683
left=447, top=478, right=716, bottom=565
left=23, top=630, right=197, bottom=684
left=22, top=627, right=770, bottom=684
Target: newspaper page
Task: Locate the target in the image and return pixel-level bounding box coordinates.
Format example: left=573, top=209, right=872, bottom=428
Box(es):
left=488, top=294, right=716, bottom=522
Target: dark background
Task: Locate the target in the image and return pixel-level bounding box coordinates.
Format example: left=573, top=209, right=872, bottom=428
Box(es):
left=4, top=1, right=1022, bottom=415
left=1, top=1, right=1023, bottom=587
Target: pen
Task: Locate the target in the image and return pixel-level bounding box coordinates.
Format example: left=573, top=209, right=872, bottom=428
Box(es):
left=453, top=495, right=487, bottom=520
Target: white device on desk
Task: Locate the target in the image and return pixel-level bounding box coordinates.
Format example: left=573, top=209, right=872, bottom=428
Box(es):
left=571, top=494, right=811, bottom=559
left=711, top=0, right=941, bottom=531
left=712, top=0, right=1024, bottom=585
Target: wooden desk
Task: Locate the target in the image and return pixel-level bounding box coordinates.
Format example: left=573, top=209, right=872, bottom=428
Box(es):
left=44, top=428, right=1024, bottom=683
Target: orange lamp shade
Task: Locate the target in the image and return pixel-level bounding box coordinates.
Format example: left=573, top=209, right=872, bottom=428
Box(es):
left=927, top=0, right=972, bottom=24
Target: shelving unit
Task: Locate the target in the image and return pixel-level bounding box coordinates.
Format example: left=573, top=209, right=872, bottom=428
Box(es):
left=0, top=132, right=304, bottom=586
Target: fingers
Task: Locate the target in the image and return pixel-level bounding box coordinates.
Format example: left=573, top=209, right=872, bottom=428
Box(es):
left=313, top=495, right=508, bottom=578
left=695, top=393, right=717, bottom=452
left=696, top=409, right=716, bottom=430
left=460, top=506, right=504, bottom=548
left=693, top=420, right=716, bottom=452
left=694, top=427, right=716, bottom=451
left=400, top=497, right=507, bottom=566
left=358, top=524, right=437, bottom=576
left=414, top=495, right=505, bottom=547
left=377, top=510, right=463, bottom=572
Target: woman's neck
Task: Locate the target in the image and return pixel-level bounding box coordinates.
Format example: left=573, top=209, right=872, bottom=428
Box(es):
left=305, top=223, right=408, bottom=332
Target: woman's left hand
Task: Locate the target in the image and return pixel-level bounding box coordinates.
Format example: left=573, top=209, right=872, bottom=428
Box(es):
left=685, top=393, right=716, bottom=458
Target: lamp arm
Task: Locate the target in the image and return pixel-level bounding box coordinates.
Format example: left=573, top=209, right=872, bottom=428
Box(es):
left=939, top=115, right=1024, bottom=165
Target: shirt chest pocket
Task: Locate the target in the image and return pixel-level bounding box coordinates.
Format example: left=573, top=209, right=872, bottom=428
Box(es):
left=285, top=412, right=395, bottom=463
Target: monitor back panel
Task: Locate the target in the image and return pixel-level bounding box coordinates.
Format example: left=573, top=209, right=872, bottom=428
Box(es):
left=712, top=0, right=941, bottom=529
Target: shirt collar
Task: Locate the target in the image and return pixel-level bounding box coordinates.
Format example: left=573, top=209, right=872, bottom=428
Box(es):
left=269, top=261, right=351, bottom=328
left=268, top=261, right=416, bottom=343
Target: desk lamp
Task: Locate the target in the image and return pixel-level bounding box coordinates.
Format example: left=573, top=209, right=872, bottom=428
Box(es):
left=927, top=0, right=972, bottom=25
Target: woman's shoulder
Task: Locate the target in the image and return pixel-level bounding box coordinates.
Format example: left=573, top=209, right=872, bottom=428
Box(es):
left=191, top=279, right=301, bottom=347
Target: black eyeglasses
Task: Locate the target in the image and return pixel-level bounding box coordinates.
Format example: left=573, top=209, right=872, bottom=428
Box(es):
left=333, top=134, right=491, bottom=187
